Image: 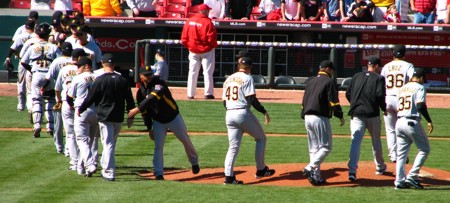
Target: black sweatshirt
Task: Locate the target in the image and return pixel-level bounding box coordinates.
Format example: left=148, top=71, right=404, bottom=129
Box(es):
left=225, top=0, right=253, bottom=19
left=302, top=71, right=343, bottom=119
left=346, top=71, right=386, bottom=118
left=79, top=72, right=135, bottom=122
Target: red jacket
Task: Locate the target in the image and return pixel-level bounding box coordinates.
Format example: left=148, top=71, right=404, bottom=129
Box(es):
left=181, top=13, right=218, bottom=54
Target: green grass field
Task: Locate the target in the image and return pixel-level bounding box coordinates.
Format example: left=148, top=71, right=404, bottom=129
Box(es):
left=0, top=96, right=449, bottom=202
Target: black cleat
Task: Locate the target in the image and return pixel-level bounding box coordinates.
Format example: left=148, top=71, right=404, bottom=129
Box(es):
left=224, top=176, right=244, bottom=185
left=255, top=166, right=275, bottom=178
left=349, top=173, right=357, bottom=182
left=406, top=178, right=424, bottom=189
left=204, top=95, right=215, bottom=99
left=395, top=183, right=410, bottom=190
left=155, top=175, right=164, bottom=180
left=192, top=164, right=200, bottom=174
left=33, top=128, right=41, bottom=138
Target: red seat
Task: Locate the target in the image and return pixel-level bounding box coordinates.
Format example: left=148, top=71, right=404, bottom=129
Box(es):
left=160, top=12, right=183, bottom=18
left=9, top=0, right=31, bottom=9
left=164, top=4, right=186, bottom=17
left=72, top=2, right=82, bottom=12
left=250, top=6, right=262, bottom=20
left=155, top=4, right=164, bottom=16
left=154, top=0, right=167, bottom=6
left=167, top=0, right=187, bottom=6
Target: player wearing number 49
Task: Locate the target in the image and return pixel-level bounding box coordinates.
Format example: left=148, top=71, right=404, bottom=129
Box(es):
left=380, top=44, right=415, bottom=163
left=222, top=57, right=275, bottom=184
left=394, top=68, right=433, bottom=190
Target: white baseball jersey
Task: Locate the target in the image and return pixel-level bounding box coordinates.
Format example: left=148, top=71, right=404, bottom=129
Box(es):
left=381, top=60, right=415, bottom=96
left=55, top=64, right=78, bottom=101
left=67, top=72, right=97, bottom=108
left=19, top=36, right=40, bottom=59
left=93, top=69, right=121, bottom=76
left=65, top=34, right=95, bottom=47
left=12, top=25, right=27, bottom=42
left=21, top=41, right=61, bottom=72
left=397, top=82, right=426, bottom=118
left=73, top=41, right=102, bottom=70
left=222, top=72, right=255, bottom=109
left=152, top=60, right=169, bottom=81
left=46, top=56, right=73, bottom=81
left=10, top=32, right=32, bottom=52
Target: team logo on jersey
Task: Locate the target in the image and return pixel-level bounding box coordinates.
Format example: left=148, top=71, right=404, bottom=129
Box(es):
left=155, top=84, right=162, bottom=91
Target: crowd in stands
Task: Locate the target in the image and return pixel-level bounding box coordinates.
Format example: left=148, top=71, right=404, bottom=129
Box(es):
left=6, top=0, right=450, bottom=24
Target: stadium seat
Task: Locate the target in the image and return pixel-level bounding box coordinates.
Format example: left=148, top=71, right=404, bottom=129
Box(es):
left=9, top=0, right=31, bottom=9
left=155, top=4, right=164, bottom=16
left=186, top=4, right=200, bottom=17
left=275, top=76, right=296, bottom=85
left=160, top=12, right=183, bottom=18
left=341, top=77, right=352, bottom=86
left=252, top=75, right=267, bottom=84
left=164, top=4, right=186, bottom=17
left=250, top=6, right=262, bottom=20
left=167, top=0, right=187, bottom=6
left=72, top=1, right=82, bottom=12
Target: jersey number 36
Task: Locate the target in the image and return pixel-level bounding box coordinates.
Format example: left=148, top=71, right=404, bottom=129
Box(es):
left=386, top=74, right=404, bottom=89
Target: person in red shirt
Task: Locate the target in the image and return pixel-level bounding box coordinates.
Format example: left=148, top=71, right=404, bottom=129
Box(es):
left=410, top=0, right=437, bottom=23
left=181, top=4, right=218, bottom=100
left=445, top=0, right=450, bottom=23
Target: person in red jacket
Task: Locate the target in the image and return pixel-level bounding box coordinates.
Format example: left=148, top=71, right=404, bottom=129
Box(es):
left=181, top=4, right=218, bottom=100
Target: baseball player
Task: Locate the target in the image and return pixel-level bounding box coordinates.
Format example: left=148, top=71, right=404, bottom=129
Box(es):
left=221, top=57, right=275, bottom=185
left=20, top=33, right=41, bottom=118
left=394, top=68, right=433, bottom=190
left=346, top=57, right=387, bottom=182
left=151, top=49, right=169, bottom=81
left=55, top=48, right=88, bottom=172
left=41, top=42, right=73, bottom=154
left=301, top=60, right=345, bottom=186
left=67, top=56, right=98, bottom=177
left=128, top=66, right=200, bottom=180
left=380, top=44, right=415, bottom=163
left=72, top=26, right=102, bottom=70
left=78, top=54, right=136, bottom=182
left=12, top=11, right=39, bottom=42
left=21, top=22, right=62, bottom=138
left=5, top=20, right=35, bottom=111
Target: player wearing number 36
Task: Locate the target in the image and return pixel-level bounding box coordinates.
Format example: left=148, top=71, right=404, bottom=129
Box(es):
left=380, top=44, right=415, bottom=163
left=222, top=57, right=275, bottom=184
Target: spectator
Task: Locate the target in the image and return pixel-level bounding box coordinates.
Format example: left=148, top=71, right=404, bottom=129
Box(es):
left=397, top=0, right=410, bottom=22
left=31, top=0, right=51, bottom=10
left=281, top=0, right=300, bottom=20
left=204, top=0, right=226, bottom=19
left=151, top=49, right=169, bottom=81
left=299, top=0, right=324, bottom=21
left=181, top=4, right=218, bottom=100
left=78, top=53, right=136, bottom=181
left=410, top=0, right=437, bottom=24
left=384, top=4, right=401, bottom=22
left=346, top=0, right=374, bottom=22
left=372, top=0, right=395, bottom=22
left=435, top=0, right=447, bottom=23
left=83, top=0, right=123, bottom=16
left=339, top=0, right=353, bottom=21
left=126, top=0, right=157, bottom=17
left=191, top=0, right=204, bottom=6
left=224, top=0, right=254, bottom=20
left=323, top=0, right=341, bottom=21
left=446, top=0, right=450, bottom=23
left=258, top=0, right=282, bottom=20
left=54, top=0, right=73, bottom=11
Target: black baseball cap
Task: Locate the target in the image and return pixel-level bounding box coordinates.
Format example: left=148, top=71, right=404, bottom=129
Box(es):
left=240, top=57, right=253, bottom=66
left=368, top=57, right=382, bottom=66
left=236, top=50, right=249, bottom=58
left=156, top=48, right=165, bottom=56
left=75, top=25, right=88, bottom=36
left=25, top=20, right=35, bottom=30
left=52, top=11, right=63, bottom=25
left=60, top=14, right=71, bottom=25
left=60, top=42, right=73, bottom=56
left=319, top=60, right=334, bottom=70
left=393, top=44, right=406, bottom=58
left=101, top=54, right=114, bottom=63
left=140, top=66, right=153, bottom=75
left=412, top=68, right=427, bottom=83
left=74, top=56, right=92, bottom=67
left=72, top=48, right=88, bottom=59
left=28, top=11, right=39, bottom=20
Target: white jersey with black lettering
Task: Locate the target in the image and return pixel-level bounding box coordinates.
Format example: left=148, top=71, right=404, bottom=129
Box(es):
left=73, top=41, right=102, bottom=70
left=67, top=71, right=97, bottom=108
left=21, top=41, right=61, bottom=72
left=10, top=32, right=32, bottom=52
left=381, top=60, right=415, bottom=96
left=397, top=82, right=425, bottom=118
left=19, top=36, right=40, bottom=58
left=222, top=72, right=255, bottom=109
left=55, top=64, right=78, bottom=101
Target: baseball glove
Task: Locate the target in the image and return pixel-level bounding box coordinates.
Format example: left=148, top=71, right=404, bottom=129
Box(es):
left=3, top=58, right=14, bottom=73
left=354, top=7, right=365, bottom=18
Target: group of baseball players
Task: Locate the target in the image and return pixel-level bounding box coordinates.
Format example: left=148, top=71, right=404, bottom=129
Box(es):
left=301, top=44, right=432, bottom=190
left=6, top=11, right=432, bottom=188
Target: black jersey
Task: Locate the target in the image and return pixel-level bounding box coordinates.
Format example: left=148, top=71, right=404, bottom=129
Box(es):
left=79, top=72, right=135, bottom=122
left=301, top=71, right=343, bottom=119
left=137, top=77, right=179, bottom=124
left=346, top=71, right=386, bottom=118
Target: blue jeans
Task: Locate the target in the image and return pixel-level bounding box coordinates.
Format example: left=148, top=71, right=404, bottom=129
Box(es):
left=414, top=12, right=435, bottom=24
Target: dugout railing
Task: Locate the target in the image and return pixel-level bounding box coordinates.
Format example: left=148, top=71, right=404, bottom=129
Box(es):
left=133, top=39, right=450, bottom=93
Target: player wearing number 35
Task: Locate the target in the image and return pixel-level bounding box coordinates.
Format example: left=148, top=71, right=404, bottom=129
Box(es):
left=221, top=57, right=275, bottom=184
left=380, top=44, right=415, bottom=163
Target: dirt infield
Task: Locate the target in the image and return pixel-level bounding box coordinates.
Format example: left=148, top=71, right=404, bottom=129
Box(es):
left=2, top=83, right=450, bottom=187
